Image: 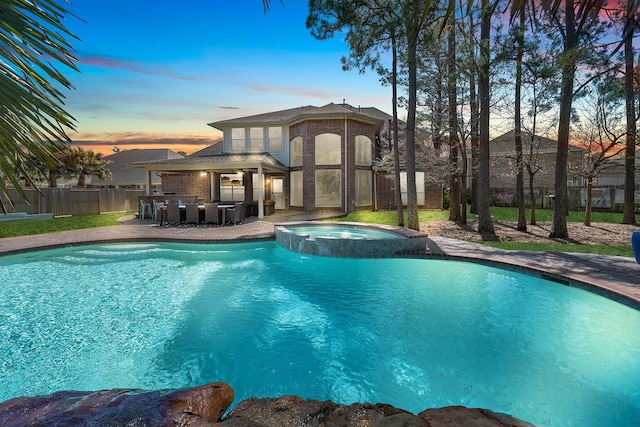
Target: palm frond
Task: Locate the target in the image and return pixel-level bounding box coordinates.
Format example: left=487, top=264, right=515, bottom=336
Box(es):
left=0, top=0, right=79, bottom=201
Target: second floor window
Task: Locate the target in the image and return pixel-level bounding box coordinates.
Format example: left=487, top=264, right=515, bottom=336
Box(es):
left=268, top=127, right=283, bottom=151
left=250, top=128, right=263, bottom=151
left=355, top=135, right=372, bottom=165
left=315, top=133, right=341, bottom=165
left=290, top=136, right=303, bottom=167
left=232, top=128, right=245, bottom=151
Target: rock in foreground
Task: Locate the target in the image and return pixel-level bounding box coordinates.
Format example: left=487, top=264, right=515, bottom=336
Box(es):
left=0, top=383, right=535, bottom=427
left=0, top=382, right=234, bottom=427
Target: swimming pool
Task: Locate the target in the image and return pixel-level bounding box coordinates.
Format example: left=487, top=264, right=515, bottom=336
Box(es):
left=1, top=241, right=639, bottom=426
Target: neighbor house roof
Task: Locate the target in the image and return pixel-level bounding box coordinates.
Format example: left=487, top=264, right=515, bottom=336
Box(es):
left=208, top=102, right=389, bottom=133
left=490, top=130, right=587, bottom=155
left=91, top=149, right=184, bottom=186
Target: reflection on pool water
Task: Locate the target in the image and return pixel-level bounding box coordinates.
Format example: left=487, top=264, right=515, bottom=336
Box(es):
left=0, top=241, right=639, bottom=427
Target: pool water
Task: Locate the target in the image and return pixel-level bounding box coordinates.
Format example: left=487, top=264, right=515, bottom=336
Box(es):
left=285, top=225, right=403, bottom=239
left=1, top=242, right=639, bottom=427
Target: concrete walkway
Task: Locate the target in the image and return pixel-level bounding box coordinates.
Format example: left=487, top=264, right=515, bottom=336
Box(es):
left=1, top=212, right=639, bottom=308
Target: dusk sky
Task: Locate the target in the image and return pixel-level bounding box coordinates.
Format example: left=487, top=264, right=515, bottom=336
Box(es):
left=63, top=1, right=393, bottom=155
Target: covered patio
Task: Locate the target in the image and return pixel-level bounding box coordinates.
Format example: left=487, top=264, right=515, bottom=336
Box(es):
left=131, top=153, right=289, bottom=219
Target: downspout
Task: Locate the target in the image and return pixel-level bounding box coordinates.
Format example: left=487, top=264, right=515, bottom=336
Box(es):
left=373, top=166, right=378, bottom=211
left=344, top=116, right=348, bottom=212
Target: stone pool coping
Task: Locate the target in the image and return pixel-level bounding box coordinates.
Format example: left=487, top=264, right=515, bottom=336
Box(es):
left=1, top=214, right=639, bottom=309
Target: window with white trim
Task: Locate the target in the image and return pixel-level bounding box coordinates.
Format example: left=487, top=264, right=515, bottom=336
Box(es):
left=315, top=133, right=341, bottom=165
left=250, top=127, right=264, bottom=151
left=355, top=170, right=372, bottom=206
left=400, top=172, right=425, bottom=205
left=231, top=128, right=245, bottom=151
left=290, top=136, right=303, bottom=167
left=355, top=135, right=372, bottom=165
left=315, top=170, right=341, bottom=207
left=268, top=127, right=283, bottom=151
left=290, top=170, right=303, bottom=206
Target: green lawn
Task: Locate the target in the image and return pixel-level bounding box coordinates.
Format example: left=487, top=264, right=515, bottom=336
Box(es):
left=0, top=208, right=636, bottom=257
left=0, top=212, right=133, bottom=238
left=338, top=207, right=637, bottom=258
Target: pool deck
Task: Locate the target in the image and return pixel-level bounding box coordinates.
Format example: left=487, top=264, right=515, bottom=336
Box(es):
left=1, top=211, right=639, bottom=308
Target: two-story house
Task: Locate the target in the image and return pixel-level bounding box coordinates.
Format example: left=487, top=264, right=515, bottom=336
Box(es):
left=132, top=102, right=442, bottom=218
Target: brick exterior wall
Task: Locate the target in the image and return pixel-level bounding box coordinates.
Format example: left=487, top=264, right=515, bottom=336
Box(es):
left=290, top=118, right=378, bottom=212
left=161, top=172, right=211, bottom=201
left=160, top=118, right=443, bottom=212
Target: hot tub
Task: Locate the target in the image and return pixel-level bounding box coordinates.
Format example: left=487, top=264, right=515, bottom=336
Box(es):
left=274, top=221, right=428, bottom=258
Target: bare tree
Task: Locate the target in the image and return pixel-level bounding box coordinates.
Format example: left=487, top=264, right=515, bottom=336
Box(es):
left=574, top=80, right=627, bottom=225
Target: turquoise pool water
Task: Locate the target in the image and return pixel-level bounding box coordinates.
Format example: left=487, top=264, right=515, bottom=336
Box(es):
left=1, top=241, right=639, bottom=426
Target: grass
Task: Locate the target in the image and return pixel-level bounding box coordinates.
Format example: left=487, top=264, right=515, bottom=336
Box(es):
left=338, top=206, right=637, bottom=258
left=476, top=241, right=632, bottom=257
left=0, top=207, right=636, bottom=257
left=0, top=212, right=133, bottom=238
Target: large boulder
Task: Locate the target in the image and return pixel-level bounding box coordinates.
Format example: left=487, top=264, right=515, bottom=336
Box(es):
left=0, top=382, right=234, bottom=427
left=0, top=384, right=535, bottom=427
left=217, top=396, right=535, bottom=427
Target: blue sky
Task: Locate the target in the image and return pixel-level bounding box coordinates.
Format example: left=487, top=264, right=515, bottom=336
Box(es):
left=63, top=1, right=392, bottom=154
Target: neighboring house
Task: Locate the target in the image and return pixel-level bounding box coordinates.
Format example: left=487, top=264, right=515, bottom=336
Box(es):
left=89, top=148, right=184, bottom=190
left=131, top=102, right=442, bottom=218
left=489, top=130, right=588, bottom=189
left=487, top=130, right=640, bottom=210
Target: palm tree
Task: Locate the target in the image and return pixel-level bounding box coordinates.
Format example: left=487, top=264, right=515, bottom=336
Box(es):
left=65, top=148, right=112, bottom=188
left=0, top=1, right=78, bottom=203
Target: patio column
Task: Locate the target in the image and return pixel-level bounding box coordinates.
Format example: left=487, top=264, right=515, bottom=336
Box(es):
left=209, top=171, right=215, bottom=201
left=145, top=170, right=152, bottom=195
left=257, top=164, right=264, bottom=219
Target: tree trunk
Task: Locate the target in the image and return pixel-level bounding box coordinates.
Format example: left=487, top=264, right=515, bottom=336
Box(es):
left=584, top=176, right=593, bottom=226
left=623, top=6, right=637, bottom=225
left=470, top=64, right=479, bottom=215
left=77, top=173, right=86, bottom=188
left=448, top=23, right=461, bottom=222
left=515, top=9, right=526, bottom=231
left=550, top=0, right=576, bottom=239
left=405, top=17, right=420, bottom=231
left=477, top=0, right=495, bottom=235
left=48, top=170, right=58, bottom=188
left=528, top=167, right=537, bottom=225
left=392, top=33, right=404, bottom=227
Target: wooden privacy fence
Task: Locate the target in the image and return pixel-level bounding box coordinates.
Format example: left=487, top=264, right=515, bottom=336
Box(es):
left=1, top=188, right=144, bottom=216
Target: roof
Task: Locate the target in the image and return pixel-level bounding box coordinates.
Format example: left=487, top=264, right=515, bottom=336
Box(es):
left=189, top=140, right=224, bottom=157
left=130, top=152, right=288, bottom=173
left=208, top=102, right=391, bottom=133
left=90, top=149, right=184, bottom=186
left=490, top=130, right=587, bottom=155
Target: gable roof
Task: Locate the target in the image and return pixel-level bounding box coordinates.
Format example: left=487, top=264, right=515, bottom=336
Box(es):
left=208, top=102, right=390, bottom=133
left=91, top=149, right=183, bottom=186
left=490, top=130, right=587, bottom=155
